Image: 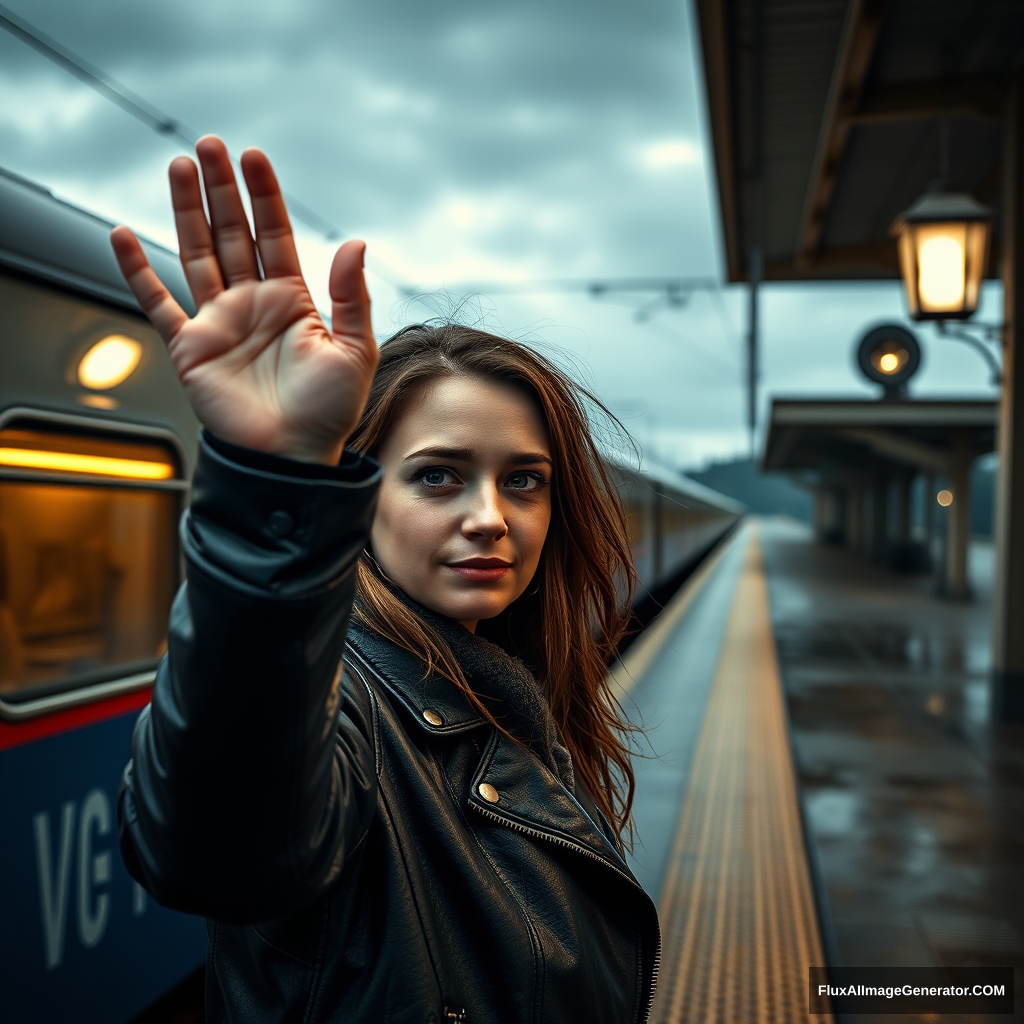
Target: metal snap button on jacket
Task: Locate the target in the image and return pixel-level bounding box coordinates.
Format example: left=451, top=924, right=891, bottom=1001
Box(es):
left=422, top=709, right=443, bottom=726
left=266, top=510, right=295, bottom=538
left=478, top=783, right=500, bottom=804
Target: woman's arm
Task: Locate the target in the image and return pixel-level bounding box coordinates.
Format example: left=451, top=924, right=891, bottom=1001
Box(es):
left=119, top=434, right=382, bottom=922
left=110, top=136, right=382, bottom=922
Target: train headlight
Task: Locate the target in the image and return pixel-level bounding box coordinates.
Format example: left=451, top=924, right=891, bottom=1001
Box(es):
left=78, top=335, right=143, bottom=390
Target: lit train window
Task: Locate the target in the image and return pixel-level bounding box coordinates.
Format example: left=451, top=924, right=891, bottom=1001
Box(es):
left=0, top=422, right=182, bottom=701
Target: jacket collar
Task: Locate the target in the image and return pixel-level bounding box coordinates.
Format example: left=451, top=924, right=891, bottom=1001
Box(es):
left=469, top=728, right=633, bottom=875
left=345, top=625, right=484, bottom=734
left=346, top=625, right=635, bottom=878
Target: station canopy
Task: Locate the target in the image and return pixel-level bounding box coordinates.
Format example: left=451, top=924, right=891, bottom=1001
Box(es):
left=695, top=0, right=1023, bottom=283
left=763, top=398, right=998, bottom=478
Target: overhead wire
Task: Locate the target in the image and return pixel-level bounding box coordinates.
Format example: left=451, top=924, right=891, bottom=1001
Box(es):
left=0, top=1, right=414, bottom=290
left=0, top=3, right=738, bottom=326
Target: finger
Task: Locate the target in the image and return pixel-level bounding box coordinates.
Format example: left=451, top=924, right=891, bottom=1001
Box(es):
left=110, top=227, right=189, bottom=342
left=194, top=135, right=260, bottom=286
left=240, top=148, right=303, bottom=280
left=329, top=241, right=374, bottom=346
left=169, top=156, right=225, bottom=308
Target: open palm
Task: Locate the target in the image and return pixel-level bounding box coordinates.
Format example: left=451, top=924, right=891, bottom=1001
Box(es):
left=111, top=136, right=377, bottom=465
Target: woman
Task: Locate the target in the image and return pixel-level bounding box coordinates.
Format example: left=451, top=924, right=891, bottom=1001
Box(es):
left=112, top=136, right=660, bottom=1024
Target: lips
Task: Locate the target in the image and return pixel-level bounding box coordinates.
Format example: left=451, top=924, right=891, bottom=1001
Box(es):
left=445, top=557, right=512, bottom=581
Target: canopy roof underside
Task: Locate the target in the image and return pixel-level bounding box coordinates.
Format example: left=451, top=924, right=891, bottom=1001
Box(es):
left=696, top=0, right=1024, bottom=282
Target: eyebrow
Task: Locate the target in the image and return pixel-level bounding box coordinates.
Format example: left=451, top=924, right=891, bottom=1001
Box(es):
left=405, top=446, right=553, bottom=467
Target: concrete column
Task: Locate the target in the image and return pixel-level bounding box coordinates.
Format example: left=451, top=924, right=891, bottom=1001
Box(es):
left=813, top=488, right=826, bottom=538
left=923, top=472, right=935, bottom=551
left=894, top=473, right=911, bottom=544
left=846, top=484, right=862, bottom=553
left=945, top=432, right=973, bottom=599
left=870, top=475, right=888, bottom=562
left=994, top=64, right=1024, bottom=720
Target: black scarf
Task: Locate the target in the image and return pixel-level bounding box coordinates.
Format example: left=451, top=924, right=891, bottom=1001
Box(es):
left=390, top=588, right=575, bottom=792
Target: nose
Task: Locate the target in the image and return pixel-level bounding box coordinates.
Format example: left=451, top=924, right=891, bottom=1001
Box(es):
left=462, top=481, right=508, bottom=541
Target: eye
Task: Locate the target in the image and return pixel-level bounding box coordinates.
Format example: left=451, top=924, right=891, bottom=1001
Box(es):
left=505, top=470, right=547, bottom=493
left=417, top=467, right=459, bottom=489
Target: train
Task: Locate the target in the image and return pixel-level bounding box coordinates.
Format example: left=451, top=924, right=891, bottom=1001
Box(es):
left=0, top=165, right=741, bottom=1023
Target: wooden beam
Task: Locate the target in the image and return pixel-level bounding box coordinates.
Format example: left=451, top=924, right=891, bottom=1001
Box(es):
left=762, top=241, right=898, bottom=281
left=694, top=0, right=742, bottom=283
left=848, top=76, right=1005, bottom=125
left=837, top=427, right=948, bottom=474
left=795, top=0, right=888, bottom=268
left=759, top=238, right=1003, bottom=282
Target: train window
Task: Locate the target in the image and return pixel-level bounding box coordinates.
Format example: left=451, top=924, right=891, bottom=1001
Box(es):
left=0, top=423, right=181, bottom=701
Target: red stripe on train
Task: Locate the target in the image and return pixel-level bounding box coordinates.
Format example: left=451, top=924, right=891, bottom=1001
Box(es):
left=0, top=688, right=153, bottom=751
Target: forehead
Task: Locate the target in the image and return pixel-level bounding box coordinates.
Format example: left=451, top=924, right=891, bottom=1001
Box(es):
left=388, top=375, right=550, bottom=456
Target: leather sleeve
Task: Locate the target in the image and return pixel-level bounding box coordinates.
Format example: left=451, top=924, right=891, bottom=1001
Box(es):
left=118, top=433, right=382, bottom=924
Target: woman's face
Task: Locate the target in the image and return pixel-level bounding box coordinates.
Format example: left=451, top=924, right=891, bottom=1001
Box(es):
left=371, top=374, right=553, bottom=631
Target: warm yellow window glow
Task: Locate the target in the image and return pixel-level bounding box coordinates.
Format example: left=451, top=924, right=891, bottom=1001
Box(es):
left=0, top=447, right=173, bottom=480
left=917, top=229, right=966, bottom=312
left=78, top=335, right=143, bottom=390
left=936, top=489, right=954, bottom=507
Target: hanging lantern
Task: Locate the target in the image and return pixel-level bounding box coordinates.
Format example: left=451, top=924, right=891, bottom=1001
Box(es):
left=890, top=191, right=993, bottom=321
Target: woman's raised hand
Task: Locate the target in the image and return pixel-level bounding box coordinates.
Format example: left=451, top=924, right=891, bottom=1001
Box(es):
left=110, top=136, right=377, bottom=465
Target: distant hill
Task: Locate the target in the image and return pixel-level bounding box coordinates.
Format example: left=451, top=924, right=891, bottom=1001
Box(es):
left=686, top=458, right=812, bottom=521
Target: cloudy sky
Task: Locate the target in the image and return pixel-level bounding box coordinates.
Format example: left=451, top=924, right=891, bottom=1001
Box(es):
left=0, top=0, right=1002, bottom=468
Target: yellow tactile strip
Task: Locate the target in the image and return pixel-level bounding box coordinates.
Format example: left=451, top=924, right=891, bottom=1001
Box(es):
left=652, top=526, right=832, bottom=1024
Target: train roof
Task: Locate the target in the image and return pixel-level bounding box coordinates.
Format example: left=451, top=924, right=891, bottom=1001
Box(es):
left=647, top=462, right=746, bottom=515
left=0, top=165, right=195, bottom=316
left=604, top=450, right=746, bottom=515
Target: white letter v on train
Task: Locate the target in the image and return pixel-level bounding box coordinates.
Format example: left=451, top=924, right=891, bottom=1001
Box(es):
left=33, top=803, right=77, bottom=970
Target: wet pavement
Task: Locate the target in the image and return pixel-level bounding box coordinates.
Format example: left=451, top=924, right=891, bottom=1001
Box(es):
left=760, top=518, right=1024, bottom=1022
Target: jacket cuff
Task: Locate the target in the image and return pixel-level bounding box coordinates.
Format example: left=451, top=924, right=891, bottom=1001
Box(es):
left=203, top=430, right=371, bottom=480
left=183, top=432, right=381, bottom=596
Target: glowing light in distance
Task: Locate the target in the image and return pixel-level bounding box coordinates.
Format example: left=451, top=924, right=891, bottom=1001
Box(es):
left=869, top=343, right=909, bottom=377
left=936, top=489, right=954, bottom=507
left=78, top=335, right=142, bottom=389
left=642, top=139, right=699, bottom=168
left=0, top=448, right=173, bottom=480
left=917, top=234, right=965, bottom=311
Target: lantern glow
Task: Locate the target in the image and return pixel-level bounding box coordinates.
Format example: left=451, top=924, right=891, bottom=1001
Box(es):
left=890, top=192, right=992, bottom=321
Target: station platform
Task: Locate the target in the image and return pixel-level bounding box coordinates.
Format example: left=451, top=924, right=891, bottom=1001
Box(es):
left=615, top=517, right=1024, bottom=1023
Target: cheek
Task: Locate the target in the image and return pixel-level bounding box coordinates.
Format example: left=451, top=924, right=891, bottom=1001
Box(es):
left=517, top=504, right=552, bottom=566
left=371, top=482, right=450, bottom=565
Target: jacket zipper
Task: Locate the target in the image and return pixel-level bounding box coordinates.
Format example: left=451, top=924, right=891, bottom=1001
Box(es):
left=469, top=803, right=662, bottom=1024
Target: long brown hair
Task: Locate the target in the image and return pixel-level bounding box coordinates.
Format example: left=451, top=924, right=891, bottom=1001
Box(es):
left=348, top=323, right=638, bottom=837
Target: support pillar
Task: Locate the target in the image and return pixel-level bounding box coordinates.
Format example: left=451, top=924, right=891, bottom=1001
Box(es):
left=846, top=483, right=862, bottom=553
left=923, top=472, right=935, bottom=554
left=945, top=432, right=972, bottom=599
left=894, top=473, right=911, bottom=544
left=994, top=64, right=1024, bottom=720
left=870, top=474, right=888, bottom=562
left=813, top=488, right=826, bottom=539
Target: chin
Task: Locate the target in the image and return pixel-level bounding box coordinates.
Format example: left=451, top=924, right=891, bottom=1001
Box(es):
left=442, top=589, right=514, bottom=623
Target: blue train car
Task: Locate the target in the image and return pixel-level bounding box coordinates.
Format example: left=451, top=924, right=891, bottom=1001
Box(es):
left=0, top=167, right=206, bottom=1024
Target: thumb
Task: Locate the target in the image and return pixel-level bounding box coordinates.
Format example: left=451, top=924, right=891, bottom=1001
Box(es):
left=329, top=240, right=373, bottom=343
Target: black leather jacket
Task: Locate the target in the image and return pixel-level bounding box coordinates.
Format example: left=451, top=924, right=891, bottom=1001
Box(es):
left=118, top=435, right=661, bottom=1024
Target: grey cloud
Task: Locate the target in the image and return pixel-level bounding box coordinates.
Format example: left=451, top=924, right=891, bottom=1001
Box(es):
left=0, top=0, right=998, bottom=467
